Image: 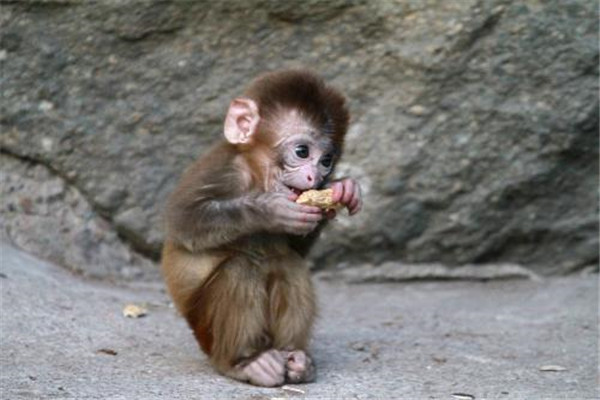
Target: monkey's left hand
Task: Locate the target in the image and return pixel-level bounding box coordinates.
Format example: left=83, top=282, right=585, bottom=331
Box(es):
left=329, top=178, right=362, bottom=217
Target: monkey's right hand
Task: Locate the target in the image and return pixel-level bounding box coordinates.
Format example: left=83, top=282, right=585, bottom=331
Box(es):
left=255, top=193, right=323, bottom=235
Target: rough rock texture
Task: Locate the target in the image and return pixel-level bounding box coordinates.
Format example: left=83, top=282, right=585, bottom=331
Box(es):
left=316, top=261, right=540, bottom=283
left=1, top=0, right=598, bottom=278
left=0, top=153, right=157, bottom=280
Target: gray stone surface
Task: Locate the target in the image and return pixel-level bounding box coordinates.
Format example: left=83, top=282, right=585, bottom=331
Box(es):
left=316, top=261, right=540, bottom=283
left=0, top=154, right=157, bottom=280
left=1, top=0, right=598, bottom=278
left=1, top=243, right=597, bottom=399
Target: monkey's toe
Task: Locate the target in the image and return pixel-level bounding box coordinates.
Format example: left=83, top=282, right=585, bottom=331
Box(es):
left=285, top=350, right=315, bottom=383
left=244, top=349, right=286, bottom=387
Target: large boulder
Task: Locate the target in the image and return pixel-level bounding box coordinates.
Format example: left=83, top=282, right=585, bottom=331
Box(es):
left=1, top=0, right=597, bottom=279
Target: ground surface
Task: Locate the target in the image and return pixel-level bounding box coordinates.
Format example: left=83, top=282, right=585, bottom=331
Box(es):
left=1, top=243, right=598, bottom=399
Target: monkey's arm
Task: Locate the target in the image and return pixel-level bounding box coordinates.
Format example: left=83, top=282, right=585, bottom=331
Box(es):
left=167, top=190, right=324, bottom=252
left=166, top=195, right=256, bottom=251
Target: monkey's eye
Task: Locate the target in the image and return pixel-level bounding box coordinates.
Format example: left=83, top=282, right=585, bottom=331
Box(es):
left=321, top=155, right=333, bottom=168
left=295, top=145, right=309, bottom=159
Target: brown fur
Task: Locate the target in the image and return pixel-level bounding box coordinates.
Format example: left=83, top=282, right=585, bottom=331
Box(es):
left=161, top=69, right=349, bottom=385
left=244, top=69, right=349, bottom=151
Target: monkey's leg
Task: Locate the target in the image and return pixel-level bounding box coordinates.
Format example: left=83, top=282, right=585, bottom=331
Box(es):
left=185, top=256, right=287, bottom=387
left=161, top=241, right=227, bottom=316
left=268, top=259, right=317, bottom=383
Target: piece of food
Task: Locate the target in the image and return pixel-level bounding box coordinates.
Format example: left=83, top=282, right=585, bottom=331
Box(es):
left=296, top=189, right=342, bottom=211
left=122, top=304, right=147, bottom=318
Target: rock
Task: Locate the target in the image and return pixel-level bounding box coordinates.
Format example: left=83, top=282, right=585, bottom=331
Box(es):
left=316, top=262, right=540, bottom=283
left=0, top=0, right=597, bottom=277
left=0, top=154, right=156, bottom=280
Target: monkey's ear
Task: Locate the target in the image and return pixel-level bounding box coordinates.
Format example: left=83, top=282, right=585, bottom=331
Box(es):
left=224, top=98, right=260, bottom=144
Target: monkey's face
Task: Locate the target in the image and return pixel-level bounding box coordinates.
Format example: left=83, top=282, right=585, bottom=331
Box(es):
left=266, top=109, right=337, bottom=195
left=276, top=132, right=336, bottom=195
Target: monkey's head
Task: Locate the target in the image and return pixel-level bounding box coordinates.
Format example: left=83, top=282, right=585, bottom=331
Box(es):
left=224, top=69, right=349, bottom=195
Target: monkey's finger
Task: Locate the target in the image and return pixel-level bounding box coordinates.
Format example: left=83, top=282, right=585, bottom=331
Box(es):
left=269, top=349, right=286, bottom=365
left=246, top=361, right=281, bottom=387
left=344, top=188, right=358, bottom=210
left=265, top=351, right=286, bottom=376
left=256, top=354, right=280, bottom=378
left=300, top=211, right=324, bottom=223
left=262, top=350, right=285, bottom=370
left=277, top=210, right=321, bottom=226
left=286, top=209, right=323, bottom=223
left=289, top=203, right=322, bottom=214
left=245, top=362, right=266, bottom=384
left=246, top=360, right=267, bottom=381
left=254, top=351, right=285, bottom=383
left=330, top=181, right=344, bottom=203
left=291, top=219, right=320, bottom=230
left=341, top=179, right=355, bottom=205
left=345, top=182, right=361, bottom=214
left=349, top=201, right=362, bottom=215
left=348, top=188, right=361, bottom=211
left=348, top=199, right=361, bottom=215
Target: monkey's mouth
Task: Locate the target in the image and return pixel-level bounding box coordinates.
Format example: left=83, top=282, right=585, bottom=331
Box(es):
left=286, top=186, right=305, bottom=196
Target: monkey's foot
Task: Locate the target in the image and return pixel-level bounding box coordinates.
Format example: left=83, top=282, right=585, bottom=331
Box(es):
left=285, top=350, right=316, bottom=383
left=241, top=349, right=286, bottom=387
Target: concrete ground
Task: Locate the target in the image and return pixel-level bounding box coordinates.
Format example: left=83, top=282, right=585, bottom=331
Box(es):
left=1, top=243, right=598, bottom=399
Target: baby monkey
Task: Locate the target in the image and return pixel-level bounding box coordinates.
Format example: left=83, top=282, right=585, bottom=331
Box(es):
left=161, top=69, right=362, bottom=387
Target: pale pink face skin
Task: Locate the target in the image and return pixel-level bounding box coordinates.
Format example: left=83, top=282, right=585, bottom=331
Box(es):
left=269, top=109, right=335, bottom=194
